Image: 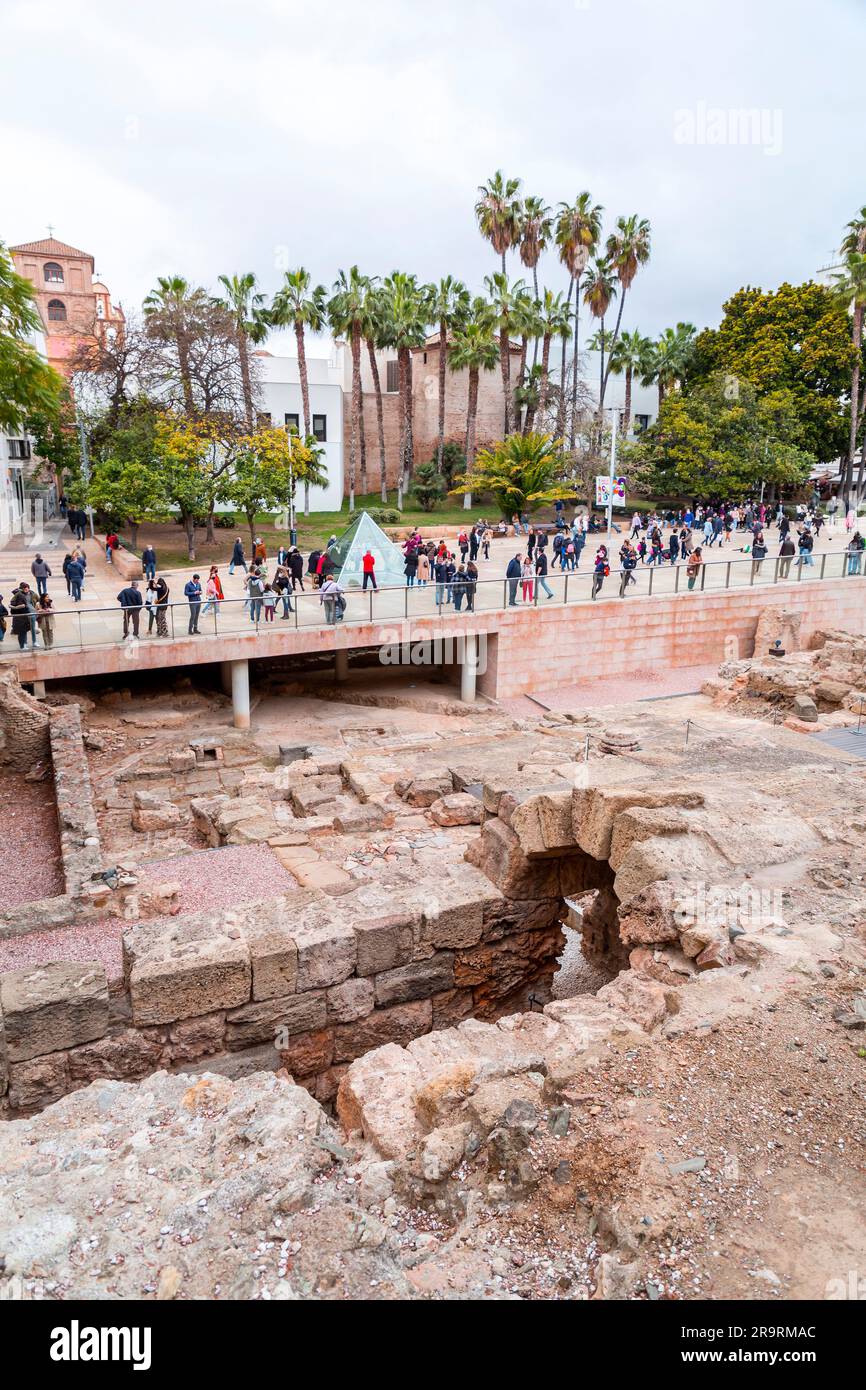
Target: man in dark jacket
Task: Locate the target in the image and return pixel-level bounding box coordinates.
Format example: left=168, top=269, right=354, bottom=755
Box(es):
left=778, top=534, right=796, bottom=579
left=506, top=555, right=522, bottom=606
left=229, top=538, right=247, bottom=575
left=66, top=557, right=85, bottom=602
left=535, top=549, right=554, bottom=599
left=184, top=574, right=202, bottom=634
left=118, top=581, right=143, bottom=639
left=142, top=545, right=157, bottom=581
left=30, top=554, right=52, bottom=596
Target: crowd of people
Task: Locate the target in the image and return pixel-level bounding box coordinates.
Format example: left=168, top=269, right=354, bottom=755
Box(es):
left=2, top=499, right=864, bottom=650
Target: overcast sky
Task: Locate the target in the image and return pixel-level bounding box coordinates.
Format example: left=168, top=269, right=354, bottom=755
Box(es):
left=3, top=0, right=864, bottom=356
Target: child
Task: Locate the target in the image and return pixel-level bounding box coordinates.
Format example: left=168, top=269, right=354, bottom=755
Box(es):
left=262, top=583, right=277, bottom=621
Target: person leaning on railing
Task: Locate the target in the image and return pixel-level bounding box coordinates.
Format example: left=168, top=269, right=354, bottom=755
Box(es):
left=848, top=530, right=865, bottom=575
left=686, top=547, right=702, bottom=590
left=320, top=575, right=345, bottom=625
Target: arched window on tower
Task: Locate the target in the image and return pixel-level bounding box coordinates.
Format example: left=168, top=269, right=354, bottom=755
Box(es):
left=43, top=262, right=64, bottom=284
left=47, top=298, right=67, bottom=321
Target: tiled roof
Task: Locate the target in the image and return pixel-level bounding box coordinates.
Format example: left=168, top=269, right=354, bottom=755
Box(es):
left=9, top=237, right=94, bottom=262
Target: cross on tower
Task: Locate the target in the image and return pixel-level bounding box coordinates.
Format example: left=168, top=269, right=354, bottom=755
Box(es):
left=46, top=223, right=55, bottom=239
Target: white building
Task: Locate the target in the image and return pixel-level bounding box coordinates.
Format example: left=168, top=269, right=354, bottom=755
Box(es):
left=1, top=326, right=54, bottom=543
left=253, top=348, right=347, bottom=512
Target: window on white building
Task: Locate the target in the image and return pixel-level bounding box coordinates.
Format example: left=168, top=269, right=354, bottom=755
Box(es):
left=633, top=414, right=650, bottom=433
left=8, top=439, right=31, bottom=460
left=386, top=360, right=400, bottom=393
left=312, top=414, right=327, bottom=442
left=285, top=413, right=300, bottom=433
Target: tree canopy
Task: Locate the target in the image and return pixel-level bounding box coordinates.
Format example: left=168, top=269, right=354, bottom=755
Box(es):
left=0, top=242, right=65, bottom=433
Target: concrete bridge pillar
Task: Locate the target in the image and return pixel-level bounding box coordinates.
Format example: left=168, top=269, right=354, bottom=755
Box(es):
left=460, top=634, right=477, bottom=704
left=229, top=659, right=250, bottom=729
left=31, top=680, right=46, bottom=699
left=335, top=649, right=349, bottom=681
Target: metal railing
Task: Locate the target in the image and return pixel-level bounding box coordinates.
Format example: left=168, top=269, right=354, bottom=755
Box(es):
left=0, top=548, right=862, bottom=657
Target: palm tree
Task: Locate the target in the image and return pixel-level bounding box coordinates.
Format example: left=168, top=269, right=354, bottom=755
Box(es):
left=143, top=275, right=205, bottom=414
left=448, top=299, right=499, bottom=509
left=582, top=259, right=619, bottom=423
left=381, top=272, right=431, bottom=500
left=484, top=271, right=527, bottom=437
left=641, top=323, right=698, bottom=411
left=512, top=291, right=542, bottom=431
left=602, top=328, right=653, bottom=434
left=329, top=267, right=371, bottom=510
left=834, top=207, right=866, bottom=501
left=555, top=193, right=603, bottom=445
left=216, top=273, right=269, bottom=430
left=429, top=276, right=470, bottom=472
left=451, top=431, right=567, bottom=517
left=600, top=214, right=652, bottom=409
left=269, top=268, right=328, bottom=514
left=475, top=171, right=522, bottom=275
left=359, top=283, right=390, bottom=503
left=535, top=289, right=572, bottom=426
left=518, top=196, right=551, bottom=366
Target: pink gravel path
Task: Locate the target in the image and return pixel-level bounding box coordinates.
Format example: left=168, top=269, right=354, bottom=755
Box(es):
left=0, top=916, right=124, bottom=984
left=138, top=843, right=298, bottom=915
left=0, top=772, right=64, bottom=905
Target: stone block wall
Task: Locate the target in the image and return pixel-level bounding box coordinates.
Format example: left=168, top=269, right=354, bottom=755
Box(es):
left=0, top=670, right=50, bottom=771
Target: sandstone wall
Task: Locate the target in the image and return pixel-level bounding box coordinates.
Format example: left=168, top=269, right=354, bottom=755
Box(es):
left=0, top=670, right=50, bottom=771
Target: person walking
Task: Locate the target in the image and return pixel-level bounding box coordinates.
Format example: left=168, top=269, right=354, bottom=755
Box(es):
left=10, top=587, right=36, bottom=650
left=506, top=554, right=521, bottom=606
left=619, top=539, right=638, bottom=596
left=778, top=534, right=796, bottom=579
left=154, top=577, right=170, bottom=637
left=320, top=575, right=344, bottom=625
left=481, top=526, right=493, bottom=561
left=535, top=548, right=554, bottom=599
left=30, top=554, right=51, bottom=597
left=36, top=593, right=55, bottom=649
left=847, top=530, right=865, bottom=575
left=142, top=545, right=157, bottom=582
left=686, top=546, right=703, bottom=590
left=245, top=568, right=265, bottom=623
left=404, top=547, right=418, bottom=587
left=62, top=552, right=74, bottom=596
left=117, top=581, right=143, bottom=640
left=362, top=548, right=377, bottom=591
left=521, top=554, right=535, bottom=603
left=274, top=566, right=293, bottom=617
left=288, top=547, right=305, bottom=591
left=200, top=566, right=224, bottom=620
left=591, top=546, right=609, bottom=600
left=668, top=530, right=680, bottom=565
left=66, top=555, right=85, bottom=603
left=184, top=574, right=202, bottom=633
left=469, top=526, right=480, bottom=562
left=74, top=507, right=87, bottom=542
left=229, top=537, right=248, bottom=576
left=0, top=593, right=7, bottom=643
left=751, top=533, right=768, bottom=578
left=145, top=578, right=158, bottom=633
left=433, top=553, right=449, bottom=606
left=253, top=537, right=267, bottom=566
left=452, top=565, right=468, bottom=612
left=464, top=560, right=478, bottom=612
left=797, top=527, right=814, bottom=568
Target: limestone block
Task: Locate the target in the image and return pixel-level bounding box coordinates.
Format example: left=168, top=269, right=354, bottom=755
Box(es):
left=8, top=1052, right=70, bottom=1110
left=374, top=952, right=455, bottom=1007
left=225, top=991, right=326, bottom=1048
left=131, top=790, right=185, bottom=833
left=333, top=803, right=390, bottom=834
left=428, top=793, right=483, bottom=827
left=279, top=1027, right=334, bottom=1077
left=127, top=918, right=251, bottom=1027
left=596, top=972, right=668, bottom=1032
left=793, top=694, right=818, bottom=722
left=472, top=817, right=562, bottom=899
left=238, top=907, right=298, bottom=1002
left=293, top=908, right=357, bottom=990
left=67, top=1029, right=163, bottom=1084
left=0, top=962, right=109, bottom=1063
left=332, top=1000, right=433, bottom=1066
left=327, top=977, right=375, bottom=1024
left=510, top=789, right=575, bottom=856
left=354, top=911, right=418, bottom=976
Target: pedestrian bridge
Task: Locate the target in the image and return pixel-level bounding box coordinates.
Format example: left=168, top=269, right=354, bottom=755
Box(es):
left=3, top=551, right=863, bottom=722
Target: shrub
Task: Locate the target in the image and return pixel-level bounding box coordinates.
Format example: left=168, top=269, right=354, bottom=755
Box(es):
left=411, top=462, right=446, bottom=512
left=364, top=507, right=403, bottom=524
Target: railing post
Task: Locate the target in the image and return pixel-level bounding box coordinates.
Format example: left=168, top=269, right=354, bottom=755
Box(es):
left=820, top=552, right=827, bottom=581
left=797, top=556, right=803, bottom=581
left=675, top=564, right=680, bottom=593
left=563, top=573, right=569, bottom=605
left=369, top=589, right=374, bottom=623
left=700, top=562, right=707, bottom=590
left=404, top=585, right=408, bottom=619
left=648, top=567, right=654, bottom=597
left=726, top=561, right=731, bottom=589
left=169, top=604, right=175, bottom=639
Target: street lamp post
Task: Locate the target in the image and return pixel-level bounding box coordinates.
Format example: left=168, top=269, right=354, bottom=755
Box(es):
left=605, top=406, right=618, bottom=548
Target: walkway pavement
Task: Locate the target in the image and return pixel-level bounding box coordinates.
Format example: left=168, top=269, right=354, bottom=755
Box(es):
left=0, top=520, right=860, bottom=657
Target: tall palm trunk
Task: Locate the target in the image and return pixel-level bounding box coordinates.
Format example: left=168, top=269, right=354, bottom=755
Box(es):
left=367, top=338, right=388, bottom=503
left=600, top=293, right=627, bottom=409
left=516, top=335, right=528, bottom=431
left=558, top=276, right=574, bottom=438
left=845, top=301, right=863, bottom=503
left=499, top=327, right=512, bottom=436
left=398, top=346, right=414, bottom=494
left=238, top=333, right=254, bottom=430
left=464, top=366, right=480, bottom=509
left=295, top=319, right=313, bottom=515
left=501, top=249, right=506, bottom=277
left=657, top=380, right=665, bottom=413
left=623, top=366, right=633, bottom=435
left=437, top=317, right=447, bottom=471
left=531, top=264, right=540, bottom=369
left=538, top=332, right=552, bottom=421
left=350, top=321, right=363, bottom=504
left=569, top=273, right=582, bottom=450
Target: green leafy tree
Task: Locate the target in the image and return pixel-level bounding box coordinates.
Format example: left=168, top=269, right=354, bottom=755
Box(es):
left=690, top=283, right=854, bottom=466
left=437, top=440, right=466, bottom=489
left=87, top=457, right=170, bottom=550
left=0, top=242, right=65, bottom=432
left=623, top=372, right=815, bottom=499
left=224, top=426, right=317, bottom=548
left=411, top=462, right=446, bottom=511
left=451, top=431, right=568, bottom=517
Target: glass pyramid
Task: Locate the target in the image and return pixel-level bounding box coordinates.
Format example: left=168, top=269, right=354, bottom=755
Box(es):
left=326, top=511, right=408, bottom=589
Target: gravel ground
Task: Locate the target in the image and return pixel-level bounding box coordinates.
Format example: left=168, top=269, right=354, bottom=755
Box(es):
left=139, top=843, right=298, bottom=914
left=553, top=924, right=617, bottom=998
left=0, top=915, right=123, bottom=984
left=0, top=772, right=64, bottom=905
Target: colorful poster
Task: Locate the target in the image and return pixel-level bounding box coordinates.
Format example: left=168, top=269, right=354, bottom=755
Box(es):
left=595, top=475, right=627, bottom=506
